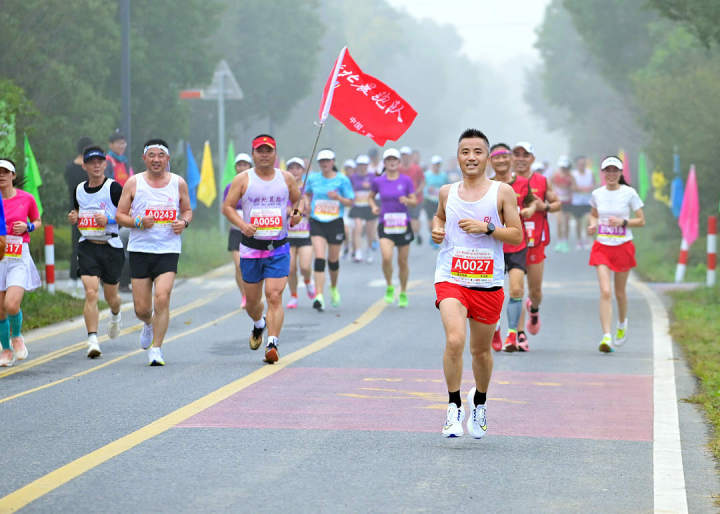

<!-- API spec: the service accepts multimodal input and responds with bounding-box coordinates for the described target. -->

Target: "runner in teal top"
[304,149,355,311]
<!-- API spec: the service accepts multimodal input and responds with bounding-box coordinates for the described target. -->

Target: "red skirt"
[589,240,636,272]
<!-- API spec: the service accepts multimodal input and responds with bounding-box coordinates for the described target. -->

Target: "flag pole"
[299,122,325,196]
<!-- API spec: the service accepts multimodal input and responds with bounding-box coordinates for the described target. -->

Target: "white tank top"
[75,179,122,248]
[435,181,504,288]
[571,169,594,205]
[129,172,182,254]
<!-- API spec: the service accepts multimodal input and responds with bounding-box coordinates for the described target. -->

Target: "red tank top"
[524,172,550,247]
[503,175,530,253]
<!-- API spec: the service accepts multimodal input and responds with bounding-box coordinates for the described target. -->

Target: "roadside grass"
[22,289,107,331]
[633,200,706,283]
[177,225,230,277]
[669,286,720,460]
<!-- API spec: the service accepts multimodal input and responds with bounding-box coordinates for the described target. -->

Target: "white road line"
[631,276,688,514]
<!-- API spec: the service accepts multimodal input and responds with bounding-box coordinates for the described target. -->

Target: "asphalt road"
[0,239,717,513]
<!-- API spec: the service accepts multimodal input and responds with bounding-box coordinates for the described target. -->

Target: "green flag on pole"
[23,133,43,216]
[222,140,236,190]
[637,152,649,201]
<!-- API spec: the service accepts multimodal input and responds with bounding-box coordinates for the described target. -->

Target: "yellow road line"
[0,282,407,512]
[0,288,232,379]
[0,309,242,406]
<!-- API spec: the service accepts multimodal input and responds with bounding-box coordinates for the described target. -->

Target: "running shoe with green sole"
[313,294,325,312]
[614,327,627,347]
[598,336,614,353]
[384,285,395,304]
[330,287,341,307]
[398,291,408,308]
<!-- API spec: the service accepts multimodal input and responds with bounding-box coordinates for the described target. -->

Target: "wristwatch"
[181,218,189,228]
[622,219,628,228]
[485,222,495,236]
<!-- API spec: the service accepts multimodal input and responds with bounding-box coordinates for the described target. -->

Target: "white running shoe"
[0,349,15,367]
[365,253,374,264]
[11,336,28,360]
[614,326,628,347]
[108,313,121,339]
[466,387,488,439]
[306,282,317,300]
[442,403,465,438]
[148,346,165,366]
[139,323,153,350]
[87,339,102,359]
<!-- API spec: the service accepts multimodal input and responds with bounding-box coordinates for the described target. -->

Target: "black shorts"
[567,204,591,218]
[349,206,377,221]
[129,252,179,281]
[78,240,125,284]
[504,248,528,274]
[227,229,243,252]
[288,236,312,247]
[378,223,414,247]
[423,199,439,222]
[407,204,421,220]
[310,218,345,244]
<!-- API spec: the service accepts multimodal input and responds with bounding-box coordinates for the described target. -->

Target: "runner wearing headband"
[588,156,645,352]
[369,148,416,307]
[223,135,303,363]
[488,143,535,352]
[285,157,316,309]
[305,148,354,312]
[67,147,124,358]
[116,139,193,366]
[0,158,41,367]
[224,152,252,309]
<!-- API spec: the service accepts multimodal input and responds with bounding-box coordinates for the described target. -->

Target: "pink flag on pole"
[678,165,699,246]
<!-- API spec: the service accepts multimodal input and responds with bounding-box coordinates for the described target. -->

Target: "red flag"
[319,47,417,146]
[678,165,699,246]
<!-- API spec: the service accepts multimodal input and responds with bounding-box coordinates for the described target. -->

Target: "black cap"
[83,146,106,163]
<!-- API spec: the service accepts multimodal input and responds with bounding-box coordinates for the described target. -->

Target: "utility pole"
[179,60,243,231]
[120,0,131,160]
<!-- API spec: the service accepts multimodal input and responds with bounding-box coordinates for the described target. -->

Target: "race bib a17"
[5,235,23,259]
[524,220,536,247]
[450,247,494,287]
[249,207,283,238]
[383,212,408,235]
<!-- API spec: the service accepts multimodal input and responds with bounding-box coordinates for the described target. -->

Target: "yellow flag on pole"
[197,140,217,207]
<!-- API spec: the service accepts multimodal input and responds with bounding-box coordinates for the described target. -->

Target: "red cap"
[252,136,276,150]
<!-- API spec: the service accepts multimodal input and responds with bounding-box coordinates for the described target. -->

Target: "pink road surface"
[178,368,651,441]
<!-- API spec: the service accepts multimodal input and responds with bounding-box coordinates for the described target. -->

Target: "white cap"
[431,155,442,165]
[556,156,571,168]
[234,152,252,165]
[600,156,623,170]
[383,148,401,160]
[513,141,535,155]
[286,157,305,168]
[317,149,335,161]
[400,146,412,155]
[343,159,356,168]
[531,162,545,172]
[355,154,370,165]
[0,159,16,173]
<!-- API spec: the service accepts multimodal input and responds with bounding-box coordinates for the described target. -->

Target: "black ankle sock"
[87,332,97,337]
[448,390,461,408]
[530,306,539,313]
[474,390,487,406]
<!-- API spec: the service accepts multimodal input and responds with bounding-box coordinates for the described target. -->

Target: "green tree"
[649,0,720,47]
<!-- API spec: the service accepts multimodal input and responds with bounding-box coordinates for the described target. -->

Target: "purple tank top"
[239,168,289,258]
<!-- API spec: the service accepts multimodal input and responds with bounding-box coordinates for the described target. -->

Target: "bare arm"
[116,176,137,228]
[536,179,562,213]
[222,173,255,237]
[431,185,450,244]
[171,177,193,235]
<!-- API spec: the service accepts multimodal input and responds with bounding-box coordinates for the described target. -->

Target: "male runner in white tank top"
[116,139,193,366]
[433,128,522,439]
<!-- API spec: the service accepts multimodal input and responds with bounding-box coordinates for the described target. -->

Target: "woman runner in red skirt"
[587,156,645,353]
